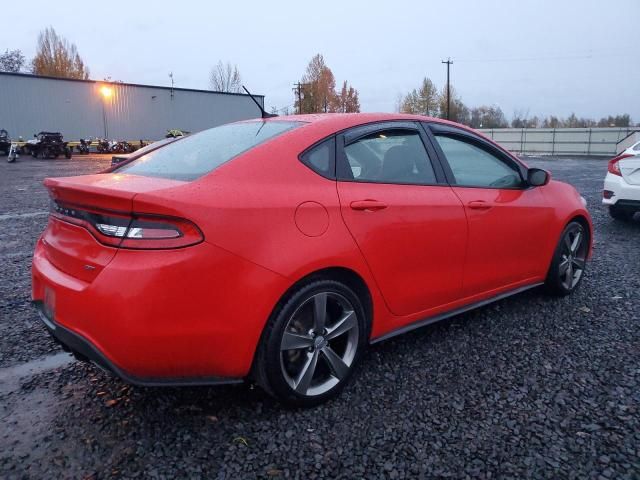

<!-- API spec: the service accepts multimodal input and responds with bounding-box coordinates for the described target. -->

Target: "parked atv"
[96,138,112,153]
[112,140,135,154]
[0,129,10,156]
[166,129,188,138]
[76,137,93,154]
[26,132,72,159]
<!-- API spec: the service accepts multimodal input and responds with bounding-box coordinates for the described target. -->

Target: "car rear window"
[117,120,302,181]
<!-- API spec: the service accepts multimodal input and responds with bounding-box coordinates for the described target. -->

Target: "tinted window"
[118,121,302,181]
[342,130,436,185]
[435,135,522,188]
[300,137,335,178]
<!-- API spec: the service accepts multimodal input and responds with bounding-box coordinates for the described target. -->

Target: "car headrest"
[381,145,415,182]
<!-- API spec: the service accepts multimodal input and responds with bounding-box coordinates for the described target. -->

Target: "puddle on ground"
[0,211,48,221]
[0,352,74,394]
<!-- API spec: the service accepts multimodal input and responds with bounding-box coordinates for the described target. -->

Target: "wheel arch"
[249,265,374,381]
[276,267,373,336]
[567,213,593,256]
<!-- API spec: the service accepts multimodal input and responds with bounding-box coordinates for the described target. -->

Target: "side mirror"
[527,168,551,187]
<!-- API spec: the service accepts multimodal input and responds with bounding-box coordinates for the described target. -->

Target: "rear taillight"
[608,153,633,176]
[50,200,203,249]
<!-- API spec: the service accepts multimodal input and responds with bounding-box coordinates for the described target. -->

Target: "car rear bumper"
[34,301,242,386]
[32,236,290,382]
[603,173,640,206]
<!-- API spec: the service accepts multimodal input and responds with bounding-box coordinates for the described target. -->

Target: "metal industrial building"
[0,72,265,141]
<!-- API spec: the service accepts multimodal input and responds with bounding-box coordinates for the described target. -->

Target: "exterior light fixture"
[100,85,113,98]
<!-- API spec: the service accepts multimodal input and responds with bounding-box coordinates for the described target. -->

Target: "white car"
[603,140,640,221]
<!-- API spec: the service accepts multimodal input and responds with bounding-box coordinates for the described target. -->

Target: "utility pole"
[293,83,303,114]
[169,72,174,99]
[441,58,453,120]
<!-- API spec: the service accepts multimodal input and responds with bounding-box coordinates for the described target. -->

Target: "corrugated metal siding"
[0,73,264,140]
[478,127,639,156]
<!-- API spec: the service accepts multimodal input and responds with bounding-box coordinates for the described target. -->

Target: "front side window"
[434,135,523,188]
[341,130,437,185]
[118,120,302,181]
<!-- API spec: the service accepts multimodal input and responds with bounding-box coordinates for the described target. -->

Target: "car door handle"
[467,200,493,210]
[350,200,388,211]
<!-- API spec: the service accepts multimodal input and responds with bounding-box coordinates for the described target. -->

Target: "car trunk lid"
[620,156,640,185]
[42,174,187,281]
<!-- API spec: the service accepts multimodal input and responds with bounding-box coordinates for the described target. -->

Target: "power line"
[454,50,633,64]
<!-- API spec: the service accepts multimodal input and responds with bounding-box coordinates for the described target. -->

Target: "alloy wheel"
[279,292,359,397]
[558,224,587,290]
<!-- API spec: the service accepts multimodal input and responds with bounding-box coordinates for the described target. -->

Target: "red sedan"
[32,113,592,407]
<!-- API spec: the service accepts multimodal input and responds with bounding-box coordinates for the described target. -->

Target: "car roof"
[247,112,484,140]
[276,112,453,128]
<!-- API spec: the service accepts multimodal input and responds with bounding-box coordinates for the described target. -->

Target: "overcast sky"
[2,0,638,121]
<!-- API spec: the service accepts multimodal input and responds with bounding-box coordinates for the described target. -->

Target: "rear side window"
[340,129,437,185]
[118,121,302,181]
[299,137,335,179]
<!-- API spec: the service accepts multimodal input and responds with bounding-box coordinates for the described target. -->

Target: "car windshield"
[117,120,303,181]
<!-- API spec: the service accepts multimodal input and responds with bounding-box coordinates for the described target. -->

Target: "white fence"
[477,127,639,156]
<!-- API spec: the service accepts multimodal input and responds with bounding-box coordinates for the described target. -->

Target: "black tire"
[609,205,635,222]
[545,221,589,296]
[254,278,368,408]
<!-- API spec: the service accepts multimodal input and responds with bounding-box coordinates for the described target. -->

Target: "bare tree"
[470,105,508,128]
[210,61,242,93]
[31,27,89,79]
[0,49,26,72]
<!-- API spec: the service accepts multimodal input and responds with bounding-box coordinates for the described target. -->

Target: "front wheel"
[254,279,368,407]
[545,221,589,296]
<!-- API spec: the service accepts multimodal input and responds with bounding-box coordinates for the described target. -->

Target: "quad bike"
[96,138,114,153]
[26,132,72,159]
[76,138,93,154]
[111,140,135,154]
[166,129,188,138]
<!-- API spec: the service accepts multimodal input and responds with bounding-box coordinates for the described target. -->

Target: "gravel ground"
[0,154,638,479]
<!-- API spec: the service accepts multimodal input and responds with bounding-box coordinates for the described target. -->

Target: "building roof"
[0,71,264,98]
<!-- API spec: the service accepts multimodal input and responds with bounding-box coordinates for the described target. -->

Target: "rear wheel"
[254,279,368,407]
[609,205,635,221]
[545,221,589,296]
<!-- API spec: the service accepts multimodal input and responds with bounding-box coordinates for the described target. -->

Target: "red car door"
[336,122,467,317]
[427,124,554,298]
